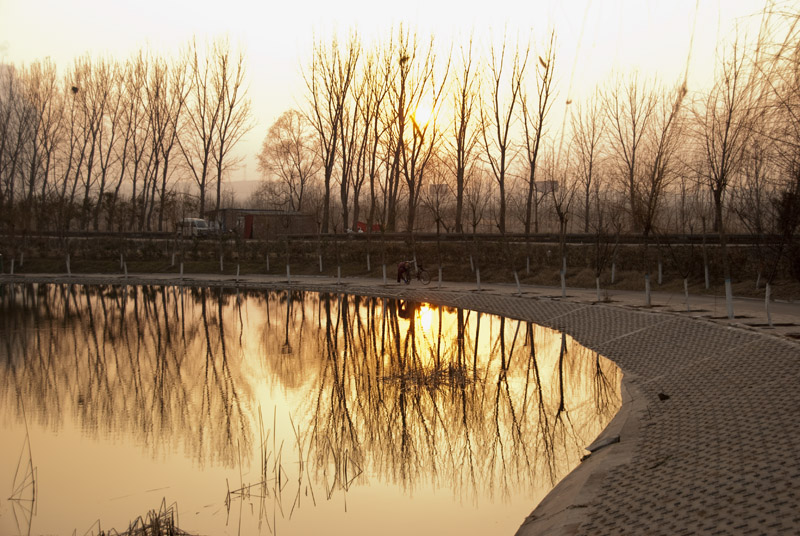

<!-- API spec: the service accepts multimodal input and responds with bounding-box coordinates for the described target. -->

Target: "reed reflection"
[0,284,621,534]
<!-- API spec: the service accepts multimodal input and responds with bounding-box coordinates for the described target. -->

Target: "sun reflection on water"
[417,302,433,331]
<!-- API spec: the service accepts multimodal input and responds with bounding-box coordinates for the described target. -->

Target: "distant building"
[206,209,317,238]
[356,221,382,233]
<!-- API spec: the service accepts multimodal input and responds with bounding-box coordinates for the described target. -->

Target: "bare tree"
[692,35,761,317]
[0,64,36,230]
[71,56,116,231]
[122,52,154,230]
[103,57,142,231]
[571,90,605,233]
[465,165,491,233]
[19,59,64,231]
[399,35,449,233]
[343,46,395,233]
[603,73,658,235]
[209,38,252,216]
[541,141,580,296]
[382,29,411,232]
[55,57,106,231]
[419,156,451,234]
[605,74,686,304]
[0,43,231,234]
[379,27,449,233]
[304,33,360,233]
[359,47,393,234]
[480,36,528,234]
[89,59,124,231]
[156,58,189,231]
[754,5,800,319]
[257,109,319,211]
[0,65,17,221]
[337,62,363,231]
[177,39,221,219]
[520,31,556,235]
[732,138,774,237]
[448,37,481,234]
[731,136,777,289]
[590,192,622,302]
[134,53,190,231]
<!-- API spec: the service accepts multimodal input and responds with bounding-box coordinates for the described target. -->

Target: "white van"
[178,218,210,237]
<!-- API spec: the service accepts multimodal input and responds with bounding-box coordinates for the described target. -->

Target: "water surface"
[0,284,621,535]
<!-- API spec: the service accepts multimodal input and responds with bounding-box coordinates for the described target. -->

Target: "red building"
[355,221,382,233]
[206,209,317,239]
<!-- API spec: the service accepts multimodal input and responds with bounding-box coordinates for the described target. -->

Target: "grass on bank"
[2,234,798,301]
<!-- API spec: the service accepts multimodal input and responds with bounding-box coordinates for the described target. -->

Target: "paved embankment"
[3,272,799,535]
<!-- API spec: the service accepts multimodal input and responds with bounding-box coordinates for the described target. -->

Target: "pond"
[0,284,621,536]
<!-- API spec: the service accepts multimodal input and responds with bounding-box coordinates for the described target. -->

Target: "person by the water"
[397,260,413,284]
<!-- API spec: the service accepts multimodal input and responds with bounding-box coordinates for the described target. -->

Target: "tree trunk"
[715,196,734,319]
[497,179,506,233]
[584,184,591,233]
[455,167,464,233]
[322,174,331,233]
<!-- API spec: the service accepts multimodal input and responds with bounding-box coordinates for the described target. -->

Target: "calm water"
[0,284,621,536]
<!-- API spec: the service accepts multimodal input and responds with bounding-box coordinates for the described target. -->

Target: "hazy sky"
[0,0,770,185]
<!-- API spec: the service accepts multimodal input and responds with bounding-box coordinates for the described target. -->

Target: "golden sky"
[0,0,769,185]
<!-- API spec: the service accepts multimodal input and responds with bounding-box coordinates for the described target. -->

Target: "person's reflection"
[397,300,416,319]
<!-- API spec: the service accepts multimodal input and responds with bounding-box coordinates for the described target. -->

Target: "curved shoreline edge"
[3,273,799,535]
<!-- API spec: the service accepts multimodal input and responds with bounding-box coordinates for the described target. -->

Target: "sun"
[412,102,433,127]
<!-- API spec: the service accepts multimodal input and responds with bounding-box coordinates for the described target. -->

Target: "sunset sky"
[0,0,770,186]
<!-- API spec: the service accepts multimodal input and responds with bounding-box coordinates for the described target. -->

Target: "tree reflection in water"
[0,283,621,535]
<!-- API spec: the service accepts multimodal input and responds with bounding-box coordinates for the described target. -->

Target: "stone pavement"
[3,272,799,535]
